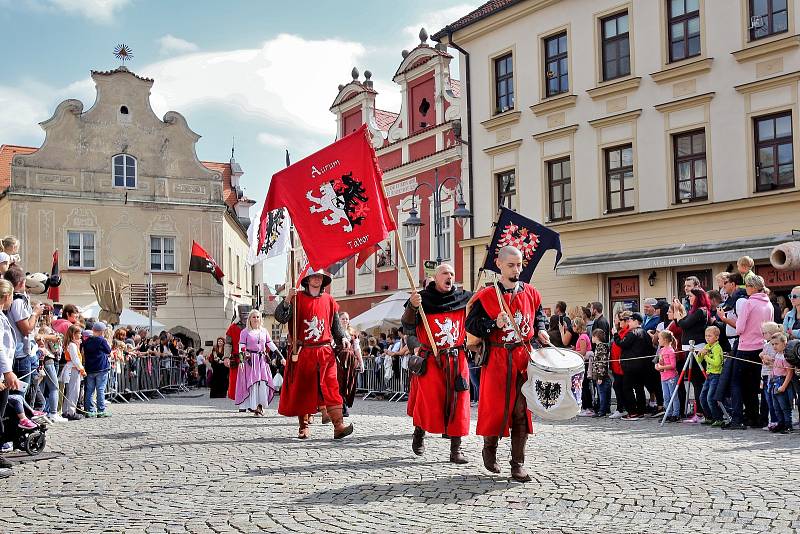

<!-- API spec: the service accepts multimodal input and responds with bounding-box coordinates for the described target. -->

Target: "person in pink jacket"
[724,275,774,430]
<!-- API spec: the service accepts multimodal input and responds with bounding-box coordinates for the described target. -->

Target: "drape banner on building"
[262,124,396,270]
[189,241,224,285]
[482,207,563,282]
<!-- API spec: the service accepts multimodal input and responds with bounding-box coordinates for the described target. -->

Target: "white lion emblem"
[434,317,460,347]
[501,311,531,342]
[304,316,325,342]
[306,182,353,233]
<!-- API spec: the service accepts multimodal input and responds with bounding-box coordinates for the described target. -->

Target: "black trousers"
[622,362,648,415]
[581,363,593,409]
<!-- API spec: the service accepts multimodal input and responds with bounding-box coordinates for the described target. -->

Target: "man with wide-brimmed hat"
[274,269,353,439]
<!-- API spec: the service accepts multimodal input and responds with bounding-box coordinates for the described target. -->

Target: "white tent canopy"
[348,291,409,333]
[80,302,166,332]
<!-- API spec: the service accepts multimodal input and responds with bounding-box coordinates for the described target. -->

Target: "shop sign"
[610,276,639,298]
[756,265,800,288]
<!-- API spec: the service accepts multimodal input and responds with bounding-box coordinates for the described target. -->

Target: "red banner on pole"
[262,125,396,270]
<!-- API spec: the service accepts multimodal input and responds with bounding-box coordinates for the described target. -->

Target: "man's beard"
[509,276,519,283]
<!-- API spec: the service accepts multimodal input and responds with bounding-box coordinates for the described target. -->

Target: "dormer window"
[120,106,129,114]
[418,98,431,128]
[113,154,137,188]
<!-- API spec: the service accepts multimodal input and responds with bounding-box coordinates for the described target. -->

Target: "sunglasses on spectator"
[791,294,800,299]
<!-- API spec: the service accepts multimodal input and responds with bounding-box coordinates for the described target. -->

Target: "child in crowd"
[737,256,755,286]
[696,326,725,426]
[655,330,680,422]
[60,324,86,421]
[759,322,784,430]
[591,329,611,417]
[767,333,795,434]
[1,235,20,266]
[574,318,594,417]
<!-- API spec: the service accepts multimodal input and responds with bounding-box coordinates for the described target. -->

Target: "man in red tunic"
[466,246,549,482]
[274,269,353,440]
[402,263,472,464]
[225,305,250,408]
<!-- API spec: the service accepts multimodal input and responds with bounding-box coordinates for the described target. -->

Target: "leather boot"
[481,436,500,473]
[297,415,309,439]
[449,436,468,464]
[320,406,331,424]
[510,426,531,482]
[328,405,354,439]
[411,426,425,456]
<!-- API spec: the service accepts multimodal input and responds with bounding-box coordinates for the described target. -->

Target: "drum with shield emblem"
[521,347,584,421]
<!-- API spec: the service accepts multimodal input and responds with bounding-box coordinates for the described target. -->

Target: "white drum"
[521,347,585,421]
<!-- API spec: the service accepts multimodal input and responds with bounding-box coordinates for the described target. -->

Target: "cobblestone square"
[4,393,799,533]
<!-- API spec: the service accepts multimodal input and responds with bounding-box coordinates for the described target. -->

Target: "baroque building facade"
[436,0,800,312]
[0,66,255,345]
[324,32,467,318]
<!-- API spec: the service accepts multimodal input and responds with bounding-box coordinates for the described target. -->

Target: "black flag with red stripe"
[189,241,224,285]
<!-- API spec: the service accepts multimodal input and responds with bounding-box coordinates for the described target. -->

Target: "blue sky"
[0,0,475,283]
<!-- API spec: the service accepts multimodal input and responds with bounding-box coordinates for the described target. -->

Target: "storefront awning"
[556,233,800,276]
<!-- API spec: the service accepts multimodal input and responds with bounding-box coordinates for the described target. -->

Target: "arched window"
[113,154,137,188]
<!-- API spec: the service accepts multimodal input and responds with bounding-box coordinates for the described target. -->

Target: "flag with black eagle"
[189,241,224,285]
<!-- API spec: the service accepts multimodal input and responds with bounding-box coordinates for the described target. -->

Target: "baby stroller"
[2,379,47,456]
[1,407,47,456]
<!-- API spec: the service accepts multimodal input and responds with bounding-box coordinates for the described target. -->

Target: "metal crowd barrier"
[105,354,188,403]
[360,355,410,402]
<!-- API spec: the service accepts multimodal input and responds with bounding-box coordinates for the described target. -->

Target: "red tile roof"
[0,145,37,190]
[431,0,523,40]
[200,161,239,209]
[450,79,462,98]
[374,109,398,131]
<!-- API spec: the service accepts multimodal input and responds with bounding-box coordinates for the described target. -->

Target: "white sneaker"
[48,414,68,423]
[608,410,627,419]
[1,442,12,453]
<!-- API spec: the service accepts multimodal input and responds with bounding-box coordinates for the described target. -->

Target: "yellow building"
[436,0,800,310]
[0,66,255,346]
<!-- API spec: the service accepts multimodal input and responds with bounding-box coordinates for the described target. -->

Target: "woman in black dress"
[208,337,229,398]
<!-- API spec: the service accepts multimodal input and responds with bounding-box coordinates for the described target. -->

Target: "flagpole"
[380,182,438,353]
[283,149,300,363]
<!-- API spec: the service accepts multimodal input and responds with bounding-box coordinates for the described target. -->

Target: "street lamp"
[402,168,472,264]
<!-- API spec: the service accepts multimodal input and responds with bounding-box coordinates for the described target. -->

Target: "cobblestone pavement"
[4,392,800,533]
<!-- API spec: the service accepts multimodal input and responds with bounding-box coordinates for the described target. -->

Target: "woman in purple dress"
[236,310,277,416]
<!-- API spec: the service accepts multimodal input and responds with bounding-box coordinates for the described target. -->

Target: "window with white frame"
[68,231,95,269]
[113,154,137,188]
[150,236,175,272]
[331,260,346,279]
[437,211,452,261]
[358,256,373,275]
[403,223,418,267]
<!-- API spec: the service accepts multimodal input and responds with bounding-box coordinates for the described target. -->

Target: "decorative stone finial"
[364,70,372,81]
[338,84,344,91]
[419,28,428,43]
[401,49,409,59]
[351,67,359,80]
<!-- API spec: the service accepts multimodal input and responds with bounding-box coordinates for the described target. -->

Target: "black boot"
[412,426,425,456]
[342,405,349,417]
[481,436,500,473]
[449,437,468,464]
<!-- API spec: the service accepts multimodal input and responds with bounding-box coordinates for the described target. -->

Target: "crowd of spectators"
[0,234,199,479]
[555,256,799,434]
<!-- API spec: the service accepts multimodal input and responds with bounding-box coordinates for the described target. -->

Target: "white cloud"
[402,4,479,49]
[45,0,129,24]
[140,34,365,136]
[256,132,288,148]
[158,34,199,56]
[0,86,50,143]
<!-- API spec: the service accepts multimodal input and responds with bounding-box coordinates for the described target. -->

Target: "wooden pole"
[289,225,299,362]
[382,183,438,352]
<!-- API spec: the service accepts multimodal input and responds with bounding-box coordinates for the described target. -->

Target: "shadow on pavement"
[248,455,445,477]
[293,474,501,505]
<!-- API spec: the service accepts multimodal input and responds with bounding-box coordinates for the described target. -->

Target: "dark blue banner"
[482,207,563,282]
